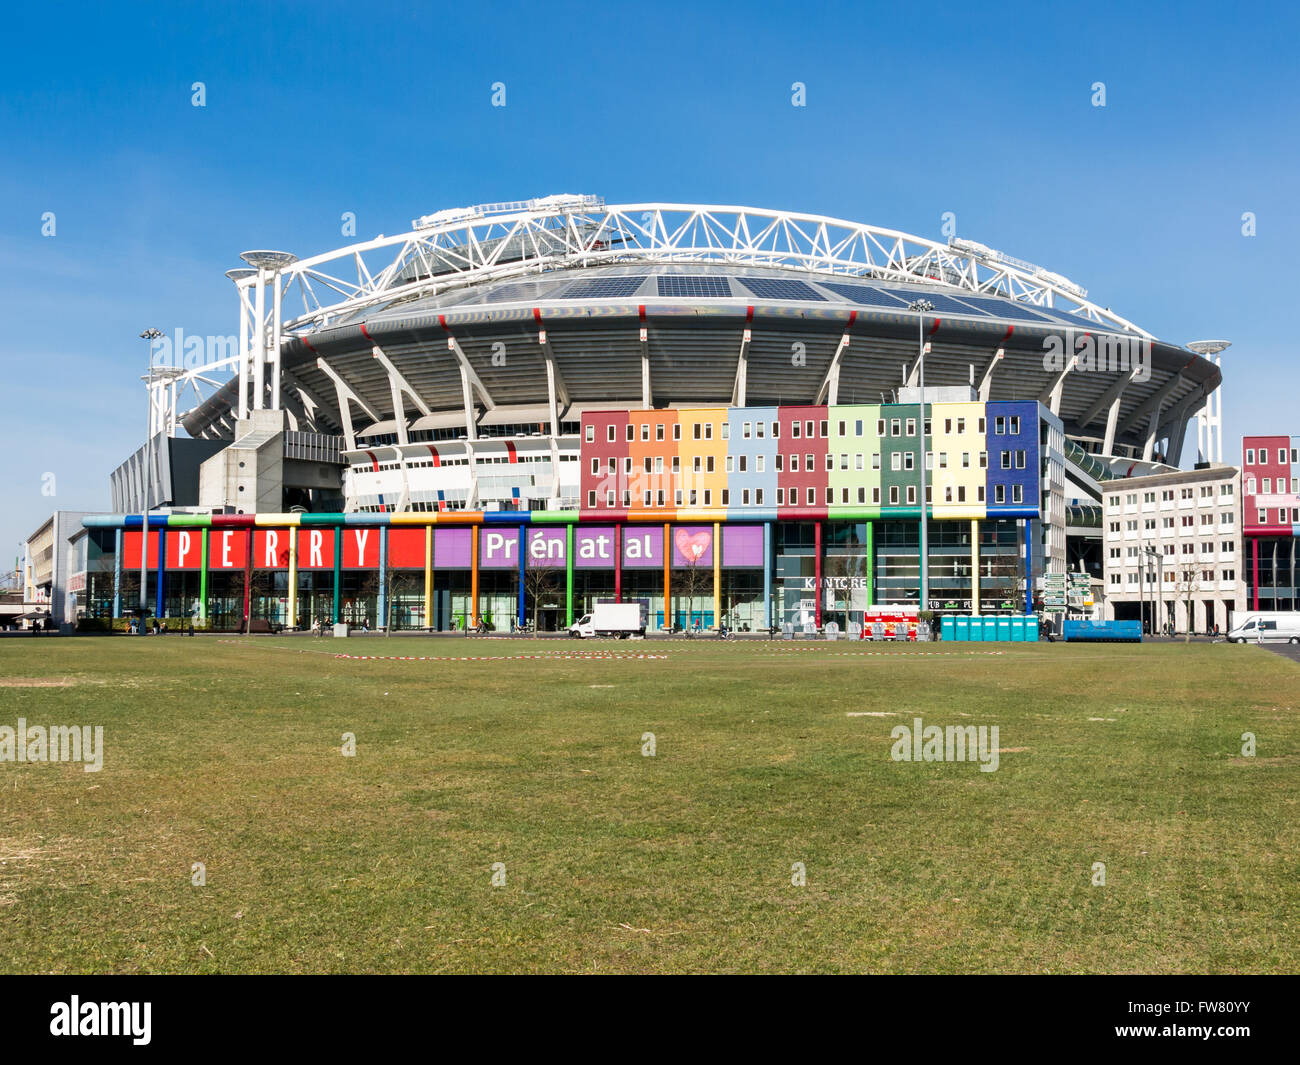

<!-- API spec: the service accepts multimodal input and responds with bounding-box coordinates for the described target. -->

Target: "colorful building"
[80,398,1057,632]
[1242,435,1300,609]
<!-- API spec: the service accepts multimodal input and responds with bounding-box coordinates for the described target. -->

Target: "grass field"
[0,634,1297,974]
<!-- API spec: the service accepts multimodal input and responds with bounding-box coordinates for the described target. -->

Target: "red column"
[614,525,622,602]
[1251,536,1259,610]
[242,526,253,630]
[814,520,823,628]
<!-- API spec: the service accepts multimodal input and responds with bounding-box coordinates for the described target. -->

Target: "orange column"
[471,525,480,627]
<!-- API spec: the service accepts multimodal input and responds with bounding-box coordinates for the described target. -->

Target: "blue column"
[377,526,388,629]
[763,521,773,629]
[112,528,122,618]
[155,526,166,617]
[517,524,527,629]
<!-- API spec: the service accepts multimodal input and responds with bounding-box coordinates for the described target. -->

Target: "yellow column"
[287,527,298,627]
[471,525,480,627]
[713,521,721,630]
[423,524,433,631]
[970,519,980,616]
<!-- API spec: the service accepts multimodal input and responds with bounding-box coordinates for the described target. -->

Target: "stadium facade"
[76,196,1229,631]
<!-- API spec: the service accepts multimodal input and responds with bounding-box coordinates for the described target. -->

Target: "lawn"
[0,635,1296,974]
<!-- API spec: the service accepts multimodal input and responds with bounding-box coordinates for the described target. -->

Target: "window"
[756,456,766,473]
[792,454,801,472]
[1263,477,1272,493]
[906,418,916,436]
[994,417,1005,434]
[877,419,886,436]
[725,456,734,474]
[674,424,682,440]
[855,420,863,436]
[1012,484,1023,503]
[938,452,948,469]
[590,458,599,475]
[642,424,650,441]
[738,456,747,473]
[1015,450,1026,469]
[890,486,900,504]
[891,419,901,437]
[1009,416,1020,434]
[906,485,916,504]
[586,425,595,442]
[838,421,847,436]
[995,484,1005,504]
[693,423,701,440]
[756,422,765,439]
[656,490,665,506]
[903,453,914,471]
[1001,451,1011,469]
[756,488,765,505]
[806,421,815,438]
[806,453,815,470]
[807,487,815,505]
[688,489,698,506]
[825,453,834,472]
[705,490,713,506]
[820,420,828,437]
[979,451,988,469]
[608,458,616,474]
[656,424,664,441]
[654,456,663,473]
[858,487,866,503]
[772,422,780,438]
[840,453,849,470]
[777,488,785,505]
[977,417,985,433]
[944,418,953,434]
[742,422,751,439]
[775,454,783,472]
[872,487,880,503]
[672,457,680,474]
[606,490,615,507]
[1282,448,1289,464]
[872,453,881,470]
[742,489,750,506]
[891,453,901,472]
[706,457,716,473]
[1222,569,1235,581]
[962,453,970,468]
[587,491,596,507]
[792,421,801,439]
[855,454,864,470]
[1246,448,1255,464]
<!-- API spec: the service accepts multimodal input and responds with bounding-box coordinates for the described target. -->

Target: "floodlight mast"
[909,299,935,618]
[1187,340,1230,464]
[139,328,164,616]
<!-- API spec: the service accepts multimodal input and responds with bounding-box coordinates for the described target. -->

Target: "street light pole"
[909,300,934,615]
[139,329,163,619]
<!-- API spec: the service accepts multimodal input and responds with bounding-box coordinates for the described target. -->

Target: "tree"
[675,557,711,631]
[524,566,561,631]
[1175,562,1201,643]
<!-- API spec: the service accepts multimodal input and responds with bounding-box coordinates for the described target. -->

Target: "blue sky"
[2,0,1297,561]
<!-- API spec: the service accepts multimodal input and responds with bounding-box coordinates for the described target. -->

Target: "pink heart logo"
[674,528,711,562]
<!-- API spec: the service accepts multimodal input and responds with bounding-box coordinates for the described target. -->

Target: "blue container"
[982,618,998,641]
[1061,619,1140,642]
[967,617,982,642]
[1025,615,1039,641]
[941,616,956,641]
[1009,616,1025,642]
[996,617,1012,641]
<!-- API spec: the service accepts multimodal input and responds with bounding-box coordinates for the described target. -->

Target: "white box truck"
[1226,611,1300,644]
[568,602,645,639]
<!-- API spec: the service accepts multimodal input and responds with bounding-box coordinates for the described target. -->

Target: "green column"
[565,523,574,626]
[199,528,209,622]
[332,525,342,624]
[865,520,874,607]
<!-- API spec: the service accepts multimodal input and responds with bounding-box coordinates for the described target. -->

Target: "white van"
[568,602,645,639]
[1226,612,1300,644]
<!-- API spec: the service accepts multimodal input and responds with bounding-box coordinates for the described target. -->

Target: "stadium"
[83,196,1225,632]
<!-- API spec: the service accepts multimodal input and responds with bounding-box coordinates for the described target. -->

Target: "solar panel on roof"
[482,282,553,303]
[819,282,910,309]
[954,296,1054,323]
[878,288,989,316]
[1037,306,1120,332]
[560,276,647,299]
[736,277,826,301]
[656,276,732,298]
